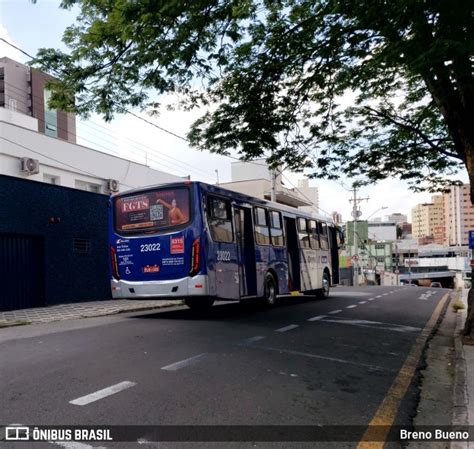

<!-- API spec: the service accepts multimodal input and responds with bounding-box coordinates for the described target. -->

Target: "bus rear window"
[114,188,190,233]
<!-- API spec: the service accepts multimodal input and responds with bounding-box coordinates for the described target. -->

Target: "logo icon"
[5,426,29,441]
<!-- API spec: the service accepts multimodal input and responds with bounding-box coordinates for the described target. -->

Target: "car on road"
[430,282,442,288]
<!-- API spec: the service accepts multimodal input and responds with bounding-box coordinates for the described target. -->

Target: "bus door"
[234,206,257,296]
[329,226,340,284]
[284,217,301,291]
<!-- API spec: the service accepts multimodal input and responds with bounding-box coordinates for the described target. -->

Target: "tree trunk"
[463,164,474,337]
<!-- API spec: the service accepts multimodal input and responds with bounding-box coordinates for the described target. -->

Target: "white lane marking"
[321,317,421,333]
[307,315,326,322]
[249,344,393,372]
[69,381,136,406]
[161,353,207,371]
[333,291,371,297]
[51,442,106,449]
[243,336,266,344]
[376,295,383,298]
[276,324,299,332]
[358,301,367,304]
[389,291,394,293]
[346,305,357,309]
[382,293,389,296]
[329,309,342,314]
[368,298,375,301]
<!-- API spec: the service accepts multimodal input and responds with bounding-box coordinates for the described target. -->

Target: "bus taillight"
[110,246,120,280]
[189,237,201,277]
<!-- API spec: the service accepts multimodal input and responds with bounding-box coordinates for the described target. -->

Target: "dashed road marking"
[307,315,325,322]
[346,305,357,309]
[243,336,266,344]
[358,301,367,304]
[368,298,375,301]
[69,381,136,406]
[376,295,383,298]
[161,354,207,371]
[276,324,299,332]
[328,309,342,314]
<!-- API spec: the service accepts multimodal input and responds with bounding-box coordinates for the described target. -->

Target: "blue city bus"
[109,181,341,310]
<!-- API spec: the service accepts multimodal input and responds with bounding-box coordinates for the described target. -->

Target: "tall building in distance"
[411,195,445,244]
[0,56,76,143]
[297,178,320,215]
[331,211,343,225]
[385,213,407,224]
[444,184,474,246]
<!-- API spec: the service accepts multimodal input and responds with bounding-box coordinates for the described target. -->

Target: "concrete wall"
[0,57,30,116]
[368,222,397,241]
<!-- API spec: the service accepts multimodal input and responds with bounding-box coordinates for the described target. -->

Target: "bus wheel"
[185,297,214,311]
[263,273,277,307]
[317,272,330,299]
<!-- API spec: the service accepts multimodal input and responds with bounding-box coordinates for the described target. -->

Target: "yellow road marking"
[356,293,449,448]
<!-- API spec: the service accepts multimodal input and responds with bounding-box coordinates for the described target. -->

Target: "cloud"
[0,24,26,62]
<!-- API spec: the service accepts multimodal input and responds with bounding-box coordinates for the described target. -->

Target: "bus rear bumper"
[110,275,209,299]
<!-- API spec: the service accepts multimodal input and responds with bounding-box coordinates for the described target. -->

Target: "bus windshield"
[114,187,191,234]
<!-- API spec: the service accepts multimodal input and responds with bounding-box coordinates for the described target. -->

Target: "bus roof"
[112,181,334,224]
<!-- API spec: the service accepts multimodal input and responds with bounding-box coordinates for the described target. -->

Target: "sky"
[0,0,468,222]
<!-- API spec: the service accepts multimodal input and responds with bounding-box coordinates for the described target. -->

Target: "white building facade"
[0,116,183,194]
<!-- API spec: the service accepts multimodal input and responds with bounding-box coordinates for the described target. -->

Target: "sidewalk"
[0,299,182,327]
[408,289,472,449]
[453,289,473,449]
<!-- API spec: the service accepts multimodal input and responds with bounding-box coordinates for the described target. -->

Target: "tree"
[33,0,474,335]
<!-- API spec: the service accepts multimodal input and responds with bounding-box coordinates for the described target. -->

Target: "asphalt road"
[0,286,450,449]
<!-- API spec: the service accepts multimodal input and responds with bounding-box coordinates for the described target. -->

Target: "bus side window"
[270,211,284,246]
[319,222,329,250]
[309,220,320,249]
[254,207,270,245]
[297,218,311,249]
[207,196,234,243]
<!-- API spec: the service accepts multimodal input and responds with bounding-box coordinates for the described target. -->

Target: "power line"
[1,80,217,181]
[0,135,137,190]
[281,173,332,218]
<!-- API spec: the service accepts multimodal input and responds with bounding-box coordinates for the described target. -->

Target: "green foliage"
[32,0,473,190]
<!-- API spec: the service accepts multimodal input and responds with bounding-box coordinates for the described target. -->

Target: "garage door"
[0,234,45,311]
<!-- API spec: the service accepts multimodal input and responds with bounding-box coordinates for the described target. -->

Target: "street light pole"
[352,187,359,287]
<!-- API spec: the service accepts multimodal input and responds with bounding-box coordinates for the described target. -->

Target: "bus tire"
[262,272,277,307]
[185,297,214,311]
[317,271,330,299]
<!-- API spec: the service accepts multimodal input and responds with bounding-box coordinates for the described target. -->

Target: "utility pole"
[270,169,276,202]
[349,186,369,287]
[215,169,219,185]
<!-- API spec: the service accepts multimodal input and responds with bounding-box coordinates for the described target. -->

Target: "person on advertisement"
[156,197,186,225]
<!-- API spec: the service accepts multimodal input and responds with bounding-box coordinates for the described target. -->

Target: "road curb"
[451,290,469,449]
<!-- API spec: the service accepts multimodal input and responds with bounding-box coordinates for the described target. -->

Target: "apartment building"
[411,195,445,244]
[0,56,76,143]
[385,213,407,224]
[444,184,474,246]
[219,160,315,209]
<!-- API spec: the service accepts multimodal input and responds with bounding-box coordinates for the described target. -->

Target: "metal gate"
[0,234,45,311]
